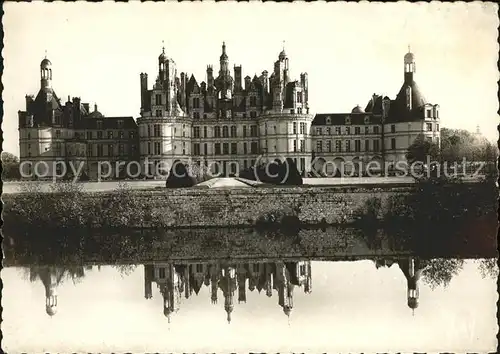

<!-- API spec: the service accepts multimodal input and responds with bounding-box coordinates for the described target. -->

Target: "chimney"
[244,76,251,91]
[234,65,242,91]
[94,104,98,112]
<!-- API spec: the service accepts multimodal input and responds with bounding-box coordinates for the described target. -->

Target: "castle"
[18,43,440,179]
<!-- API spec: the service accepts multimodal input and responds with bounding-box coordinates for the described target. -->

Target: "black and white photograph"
[1,2,498,353]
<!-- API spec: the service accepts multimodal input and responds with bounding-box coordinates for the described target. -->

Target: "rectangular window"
[118,131,124,139]
[193,97,200,108]
[293,122,297,134]
[355,127,360,135]
[355,140,361,152]
[215,143,221,155]
[335,127,341,135]
[297,92,303,103]
[316,127,322,135]
[193,127,200,138]
[317,140,323,153]
[426,109,432,118]
[194,143,200,155]
[147,142,151,155]
[97,131,103,139]
[300,139,305,152]
[155,94,162,105]
[243,142,248,154]
[345,140,351,152]
[231,126,237,137]
[391,138,396,150]
[391,124,396,133]
[119,144,124,155]
[250,125,258,137]
[335,140,341,152]
[373,140,380,152]
[97,144,103,157]
[231,143,237,155]
[250,96,257,106]
[426,123,432,132]
[251,142,258,154]
[345,127,350,135]
[293,140,297,152]
[365,140,370,152]
[326,127,331,135]
[300,122,305,134]
[299,158,305,173]
[223,126,229,138]
[215,127,221,138]
[55,130,61,138]
[97,121,103,130]
[108,144,114,156]
[373,126,379,134]
[243,126,247,138]
[204,143,208,155]
[108,131,113,139]
[204,126,208,138]
[154,142,161,155]
[154,124,160,137]
[159,267,165,279]
[86,131,92,140]
[250,111,257,118]
[327,140,332,153]
[365,126,369,135]
[129,131,135,139]
[156,110,162,117]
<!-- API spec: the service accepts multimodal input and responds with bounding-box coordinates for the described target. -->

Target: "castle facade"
[18,43,440,179]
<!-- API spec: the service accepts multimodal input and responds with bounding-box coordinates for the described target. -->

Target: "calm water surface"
[2,258,498,353]
[2,226,498,353]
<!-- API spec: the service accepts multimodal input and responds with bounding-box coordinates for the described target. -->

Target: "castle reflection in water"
[31,257,422,321]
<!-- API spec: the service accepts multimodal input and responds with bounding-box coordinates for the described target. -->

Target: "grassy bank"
[2,180,497,232]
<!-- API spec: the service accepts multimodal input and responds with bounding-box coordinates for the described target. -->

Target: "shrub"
[165,160,196,188]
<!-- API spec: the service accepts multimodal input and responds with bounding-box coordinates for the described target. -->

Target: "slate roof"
[81,116,137,129]
[312,113,382,126]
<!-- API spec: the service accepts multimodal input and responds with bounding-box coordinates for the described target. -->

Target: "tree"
[406,134,440,164]
[1,152,21,180]
[420,259,464,289]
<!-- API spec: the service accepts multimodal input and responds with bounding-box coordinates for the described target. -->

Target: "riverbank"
[2,181,497,230]
[2,176,418,194]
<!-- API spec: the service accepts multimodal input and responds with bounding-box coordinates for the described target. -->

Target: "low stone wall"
[79,185,414,228]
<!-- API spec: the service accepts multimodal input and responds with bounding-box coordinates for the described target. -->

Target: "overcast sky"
[2,2,498,155]
[2,260,497,352]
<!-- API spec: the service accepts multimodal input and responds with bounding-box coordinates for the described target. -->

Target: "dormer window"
[364,116,370,124]
[325,116,331,125]
[345,116,351,125]
[97,121,103,130]
[117,120,124,129]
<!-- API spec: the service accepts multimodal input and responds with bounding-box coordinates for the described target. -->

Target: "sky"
[2,2,499,156]
[2,260,497,352]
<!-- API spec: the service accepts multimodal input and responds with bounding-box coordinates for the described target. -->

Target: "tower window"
[391,138,396,150]
[155,94,162,105]
[391,125,396,133]
[426,123,432,132]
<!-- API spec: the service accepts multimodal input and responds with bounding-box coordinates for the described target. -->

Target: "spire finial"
[283,40,285,51]
[222,41,226,53]
[408,44,411,53]
[162,40,165,53]
[44,49,47,59]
